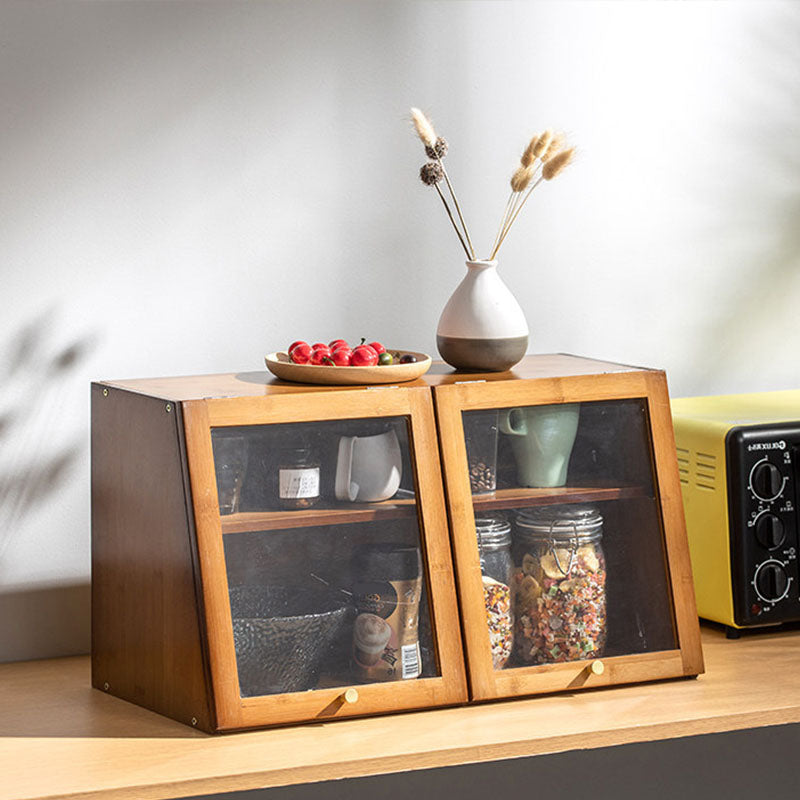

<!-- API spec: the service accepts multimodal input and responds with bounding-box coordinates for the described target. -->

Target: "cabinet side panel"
[91,385,213,730]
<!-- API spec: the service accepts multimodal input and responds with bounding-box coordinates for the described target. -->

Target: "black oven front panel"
[727,424,800,627]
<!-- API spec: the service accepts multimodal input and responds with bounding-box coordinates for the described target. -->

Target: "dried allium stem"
[410,107,437,149]
[438,158,475,259]
[420,161,444,185]
[435,183,471,258]
[410,106,474,258]
[542,147,575,180]
[425,136,449,159]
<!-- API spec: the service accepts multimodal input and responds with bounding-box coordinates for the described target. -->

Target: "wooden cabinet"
[92,380,466,732]
[91,355,702,732]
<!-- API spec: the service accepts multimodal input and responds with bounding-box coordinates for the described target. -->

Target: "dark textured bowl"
[229,585,350,697]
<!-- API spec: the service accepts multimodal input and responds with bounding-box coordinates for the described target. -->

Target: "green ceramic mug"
[499,403,580,487]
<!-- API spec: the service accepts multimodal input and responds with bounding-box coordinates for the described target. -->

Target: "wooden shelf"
[2,625,799,800]
[219,488,646,534]
[220,498,417,533]
[472,484,648,512]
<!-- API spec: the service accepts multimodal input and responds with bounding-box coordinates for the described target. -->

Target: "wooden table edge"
[4,628,800,800]
[17,704,800,800]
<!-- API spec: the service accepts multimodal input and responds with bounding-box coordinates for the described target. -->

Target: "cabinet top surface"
[1,626,799,800]
[96,353,653,402]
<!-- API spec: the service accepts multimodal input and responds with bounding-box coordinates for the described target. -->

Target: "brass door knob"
[590,660,605,676]
[343,688,359,704]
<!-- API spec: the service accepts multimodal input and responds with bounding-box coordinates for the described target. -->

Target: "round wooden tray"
[265,351,432,385]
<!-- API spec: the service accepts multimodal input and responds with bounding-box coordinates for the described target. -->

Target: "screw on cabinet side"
[103,682,109,691]
[102,388,108,397]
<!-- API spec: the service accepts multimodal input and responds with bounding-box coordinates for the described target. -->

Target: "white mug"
[335,429,402,503]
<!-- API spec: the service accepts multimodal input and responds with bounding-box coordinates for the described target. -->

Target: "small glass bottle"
[475,516,514,669]
[512,504,606,665]
[276,444,321,509]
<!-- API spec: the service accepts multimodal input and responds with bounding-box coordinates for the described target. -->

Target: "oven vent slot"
[694,451,717,492]
[677,446,690,486]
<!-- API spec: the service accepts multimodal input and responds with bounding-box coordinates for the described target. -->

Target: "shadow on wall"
[0,312,97,660]
[0,312,94,558]
[691,6,800,388]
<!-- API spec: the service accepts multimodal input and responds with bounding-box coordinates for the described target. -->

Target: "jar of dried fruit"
[512,505,606,665]
[475,516,514,669]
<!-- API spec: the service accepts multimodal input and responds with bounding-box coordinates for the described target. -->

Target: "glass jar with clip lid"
[474,515,514,669]
[512,504,606,665]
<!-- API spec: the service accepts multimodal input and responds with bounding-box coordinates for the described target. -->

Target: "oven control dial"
[754,513,786,550]
[750,461,784,501]
[754,561,789,603]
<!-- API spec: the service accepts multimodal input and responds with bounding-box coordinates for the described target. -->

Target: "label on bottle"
[279,467,320,499]
[401,642,421,679]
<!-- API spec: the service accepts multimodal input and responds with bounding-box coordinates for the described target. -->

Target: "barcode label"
[401,642,421,679]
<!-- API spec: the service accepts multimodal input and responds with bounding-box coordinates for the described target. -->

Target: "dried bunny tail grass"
[532,129,553,159]
[542,147,575,180]
[520,134,540,167]
[510,165,536,192]
[543,132,566,161]
[410,107,437,149]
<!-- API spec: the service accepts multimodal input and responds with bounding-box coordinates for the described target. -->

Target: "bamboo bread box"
[91,354,703,732]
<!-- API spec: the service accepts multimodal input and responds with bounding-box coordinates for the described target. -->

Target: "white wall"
[2,0,799,660]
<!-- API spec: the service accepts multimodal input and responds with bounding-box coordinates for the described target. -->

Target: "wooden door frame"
[433,370,704,701]
[182,386,467,730]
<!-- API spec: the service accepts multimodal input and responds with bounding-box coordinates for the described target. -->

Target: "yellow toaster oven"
[671,390,800,636]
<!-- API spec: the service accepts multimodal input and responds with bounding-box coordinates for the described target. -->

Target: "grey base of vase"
[436,334,528,372]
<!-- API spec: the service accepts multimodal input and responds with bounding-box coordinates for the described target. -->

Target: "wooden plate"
[265,351,432,385]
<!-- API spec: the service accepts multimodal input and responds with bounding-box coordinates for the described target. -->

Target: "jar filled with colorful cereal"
[512,505,606,665]
[475,516,514,669]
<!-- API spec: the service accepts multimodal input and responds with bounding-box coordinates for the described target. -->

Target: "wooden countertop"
[2,625,799,800]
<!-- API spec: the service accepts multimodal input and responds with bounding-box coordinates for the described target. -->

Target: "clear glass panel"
[463,399,677,670]
[211,416,439,697]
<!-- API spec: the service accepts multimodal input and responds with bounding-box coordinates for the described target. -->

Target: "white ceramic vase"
[436,260,529,372]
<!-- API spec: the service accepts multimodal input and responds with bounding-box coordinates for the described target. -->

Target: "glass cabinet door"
[436,373,701,700]
[212,416,437,697]
[184,387,465,728]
